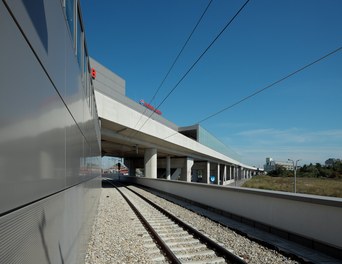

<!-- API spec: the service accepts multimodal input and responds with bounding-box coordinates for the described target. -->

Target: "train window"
[86,66,89,105]
[90,92,93,116]
[89,79,92,107]
[84,61,88,98]
[84,49,88,78]
[83,48,87,87]
[93,96,95,118]
[65,0,74,42]
[82,51,85,76]
[76,10,83,68]
[89,78,93,102]
[89,82,92,109]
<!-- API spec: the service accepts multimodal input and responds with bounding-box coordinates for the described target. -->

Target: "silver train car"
[0,0,101,263]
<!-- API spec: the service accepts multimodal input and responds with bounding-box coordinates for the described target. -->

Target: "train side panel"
[0,0,101,263]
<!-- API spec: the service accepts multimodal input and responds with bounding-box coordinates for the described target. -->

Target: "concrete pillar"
[216,163,220,185]
[179,157,194,182]
[205,161,210,184]
[144,148,157,178]
[185,157,194,182]
[166,156,171,180]
[235,167,238,180]
[223,165,227,184]
[124,159,136,177]
[129,163,136,176]
[228,166,232,180]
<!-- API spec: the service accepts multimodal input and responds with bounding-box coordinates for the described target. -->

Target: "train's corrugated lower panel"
[0,1,102,263]
[0,178,101,264]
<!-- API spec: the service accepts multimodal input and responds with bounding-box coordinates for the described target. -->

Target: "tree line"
[268,160,342,179]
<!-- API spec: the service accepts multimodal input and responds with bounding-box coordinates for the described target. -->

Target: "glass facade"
[198,126,242,163]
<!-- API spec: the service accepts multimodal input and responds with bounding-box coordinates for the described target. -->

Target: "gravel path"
[85,185,166,264]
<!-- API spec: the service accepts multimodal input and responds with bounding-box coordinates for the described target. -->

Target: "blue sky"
[81,0,342,167]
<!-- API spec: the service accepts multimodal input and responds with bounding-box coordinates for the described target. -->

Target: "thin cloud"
[215,121,256,129]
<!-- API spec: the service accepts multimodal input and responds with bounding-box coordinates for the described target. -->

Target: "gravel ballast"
[85,185,165,264]
[85,182,299,263]
[128,185,299,264]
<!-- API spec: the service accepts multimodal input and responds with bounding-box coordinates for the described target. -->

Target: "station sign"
[139,99,162,115]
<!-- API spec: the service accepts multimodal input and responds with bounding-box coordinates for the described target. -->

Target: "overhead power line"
[197,45,342,124]
[131,0,214,132]
[136,0,251,134]
[163,45,342,140]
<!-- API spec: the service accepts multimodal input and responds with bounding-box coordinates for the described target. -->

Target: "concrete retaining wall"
[120,176,342,254]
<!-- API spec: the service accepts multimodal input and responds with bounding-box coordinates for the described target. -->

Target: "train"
[0,0,101,263]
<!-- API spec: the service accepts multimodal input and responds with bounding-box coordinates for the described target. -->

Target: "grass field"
[242,175,342,198]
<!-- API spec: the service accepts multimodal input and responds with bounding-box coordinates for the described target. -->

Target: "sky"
[80,0,342,168]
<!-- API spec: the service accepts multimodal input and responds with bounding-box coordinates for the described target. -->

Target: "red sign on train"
[91,68,96,79]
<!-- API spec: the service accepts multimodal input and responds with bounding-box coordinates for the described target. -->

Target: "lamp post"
[288,159,301,193]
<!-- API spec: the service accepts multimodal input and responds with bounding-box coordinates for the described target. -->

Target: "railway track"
[107,180,246,264]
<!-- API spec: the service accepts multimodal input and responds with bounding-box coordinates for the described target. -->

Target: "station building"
[264,157,294,172]
[90,58,260,184]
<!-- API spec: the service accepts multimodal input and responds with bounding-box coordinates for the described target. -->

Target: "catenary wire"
[197,45,342,123]
[134,0,251,135]
[131,0,214,134]
[163,45,342,140]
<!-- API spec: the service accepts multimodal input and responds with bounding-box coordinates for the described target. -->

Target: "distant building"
[103,162,128,174]
[325,158,341,166]
[264,157,294,172]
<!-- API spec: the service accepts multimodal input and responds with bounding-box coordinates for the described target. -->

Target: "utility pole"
[288,159,301,193]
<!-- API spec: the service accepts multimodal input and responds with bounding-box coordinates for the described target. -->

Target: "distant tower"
[266,157,273,165]
[264,157,275,172]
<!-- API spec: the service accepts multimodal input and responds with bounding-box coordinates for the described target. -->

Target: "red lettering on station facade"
[139,99,162,115]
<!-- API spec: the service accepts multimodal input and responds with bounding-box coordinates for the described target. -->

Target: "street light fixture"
[288,159,301,193]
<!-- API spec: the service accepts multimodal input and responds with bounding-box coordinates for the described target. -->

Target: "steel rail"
[106,180,181,263]
[117,181,247,264]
